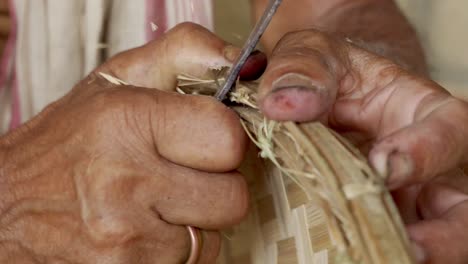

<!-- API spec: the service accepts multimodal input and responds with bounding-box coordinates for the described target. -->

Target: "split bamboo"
[177,74,414,264]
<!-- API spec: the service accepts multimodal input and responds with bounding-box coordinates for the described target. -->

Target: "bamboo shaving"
[176,87,186,94]
[98,72,128,85]
[241,118,276,160]
[342,183,382,199]
[150,22,158,32]
[230,86,258,109]
[177,74,414,264]
[240,118,313,193]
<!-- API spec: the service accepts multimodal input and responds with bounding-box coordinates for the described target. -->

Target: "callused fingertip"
[260,73,329,122]
[369,150,390,179]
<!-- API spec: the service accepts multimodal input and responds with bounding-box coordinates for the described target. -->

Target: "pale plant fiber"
[177,73,414,264]
[98,71,414,263]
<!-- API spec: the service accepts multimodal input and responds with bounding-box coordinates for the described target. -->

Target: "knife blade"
[214,0,282,101]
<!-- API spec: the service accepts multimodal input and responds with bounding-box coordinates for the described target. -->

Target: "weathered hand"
[256,29,468,263]
[0,23,266,263]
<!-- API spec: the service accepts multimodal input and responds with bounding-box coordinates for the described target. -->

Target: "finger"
[79,195,192,263]
[407,170,468,263]
[79,80,247,173]
[151,90,248,172]
[258,29,468,188]
[197,231,221,264]
[391,185,423,224]
[239,50,268,81]
[98,22,267,90]
[142,225,221,264]
[146,160,249,229]
[368,96,468,189]
[258,30,347,122]
[407,202,468,264]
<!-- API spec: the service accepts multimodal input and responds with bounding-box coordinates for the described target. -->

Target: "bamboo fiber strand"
[177,74,414,264]
[98,72,414,264]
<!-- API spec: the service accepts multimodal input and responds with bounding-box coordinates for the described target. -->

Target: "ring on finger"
[186,226,203,264]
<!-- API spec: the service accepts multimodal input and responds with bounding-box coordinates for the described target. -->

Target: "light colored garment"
[0,0,213,134]
[2,0,468,133]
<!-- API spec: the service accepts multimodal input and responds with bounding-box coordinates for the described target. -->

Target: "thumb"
[257,30,347,123]
[98,22,266,91]
[151,90,248,172]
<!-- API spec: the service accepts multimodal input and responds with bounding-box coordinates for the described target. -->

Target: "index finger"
[97,22,267,91]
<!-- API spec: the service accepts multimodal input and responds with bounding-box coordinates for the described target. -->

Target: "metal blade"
[214,0,282,101]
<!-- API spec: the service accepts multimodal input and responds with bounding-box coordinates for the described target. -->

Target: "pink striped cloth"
[146,0,213,40]
[0,0,213,133]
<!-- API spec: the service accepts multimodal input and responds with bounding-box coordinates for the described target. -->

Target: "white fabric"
[14,0,108,121]
[1,0,214,134]
[166,0,213,31]
[107,0,147,57]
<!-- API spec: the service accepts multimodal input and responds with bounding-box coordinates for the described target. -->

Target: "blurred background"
[0,1,8,54]
[215,0,468,100]
[0,0,466,99]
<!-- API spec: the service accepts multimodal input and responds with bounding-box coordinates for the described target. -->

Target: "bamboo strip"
[177,74,414,264]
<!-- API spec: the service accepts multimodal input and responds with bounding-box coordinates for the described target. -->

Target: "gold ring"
[186,226,203,264]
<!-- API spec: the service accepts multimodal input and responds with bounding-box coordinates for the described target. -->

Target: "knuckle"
[84,87,157,143]
[167,22,207,39]
[88,87,147,122]
[85,216,138,247]
[88,88,125,113]
[87,90,127,126]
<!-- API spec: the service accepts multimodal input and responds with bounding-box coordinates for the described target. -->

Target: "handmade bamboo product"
[99,71,415,264]
[177,74,415,264]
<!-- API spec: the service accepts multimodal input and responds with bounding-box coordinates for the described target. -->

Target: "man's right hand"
[0,23,264,263]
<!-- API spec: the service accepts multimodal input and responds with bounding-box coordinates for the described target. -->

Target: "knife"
[214,0,283,101]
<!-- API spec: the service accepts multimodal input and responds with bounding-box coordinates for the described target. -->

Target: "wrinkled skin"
[1,17,468,264]
[0,23,262,263]
[256,30,468,263]
[252,0,468,262]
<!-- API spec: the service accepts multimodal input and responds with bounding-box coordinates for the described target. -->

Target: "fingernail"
[411,241,427,263]
[271,73,319,94]
[262,73,328,122]
[223,45,241,62]
[387,152,414,190]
